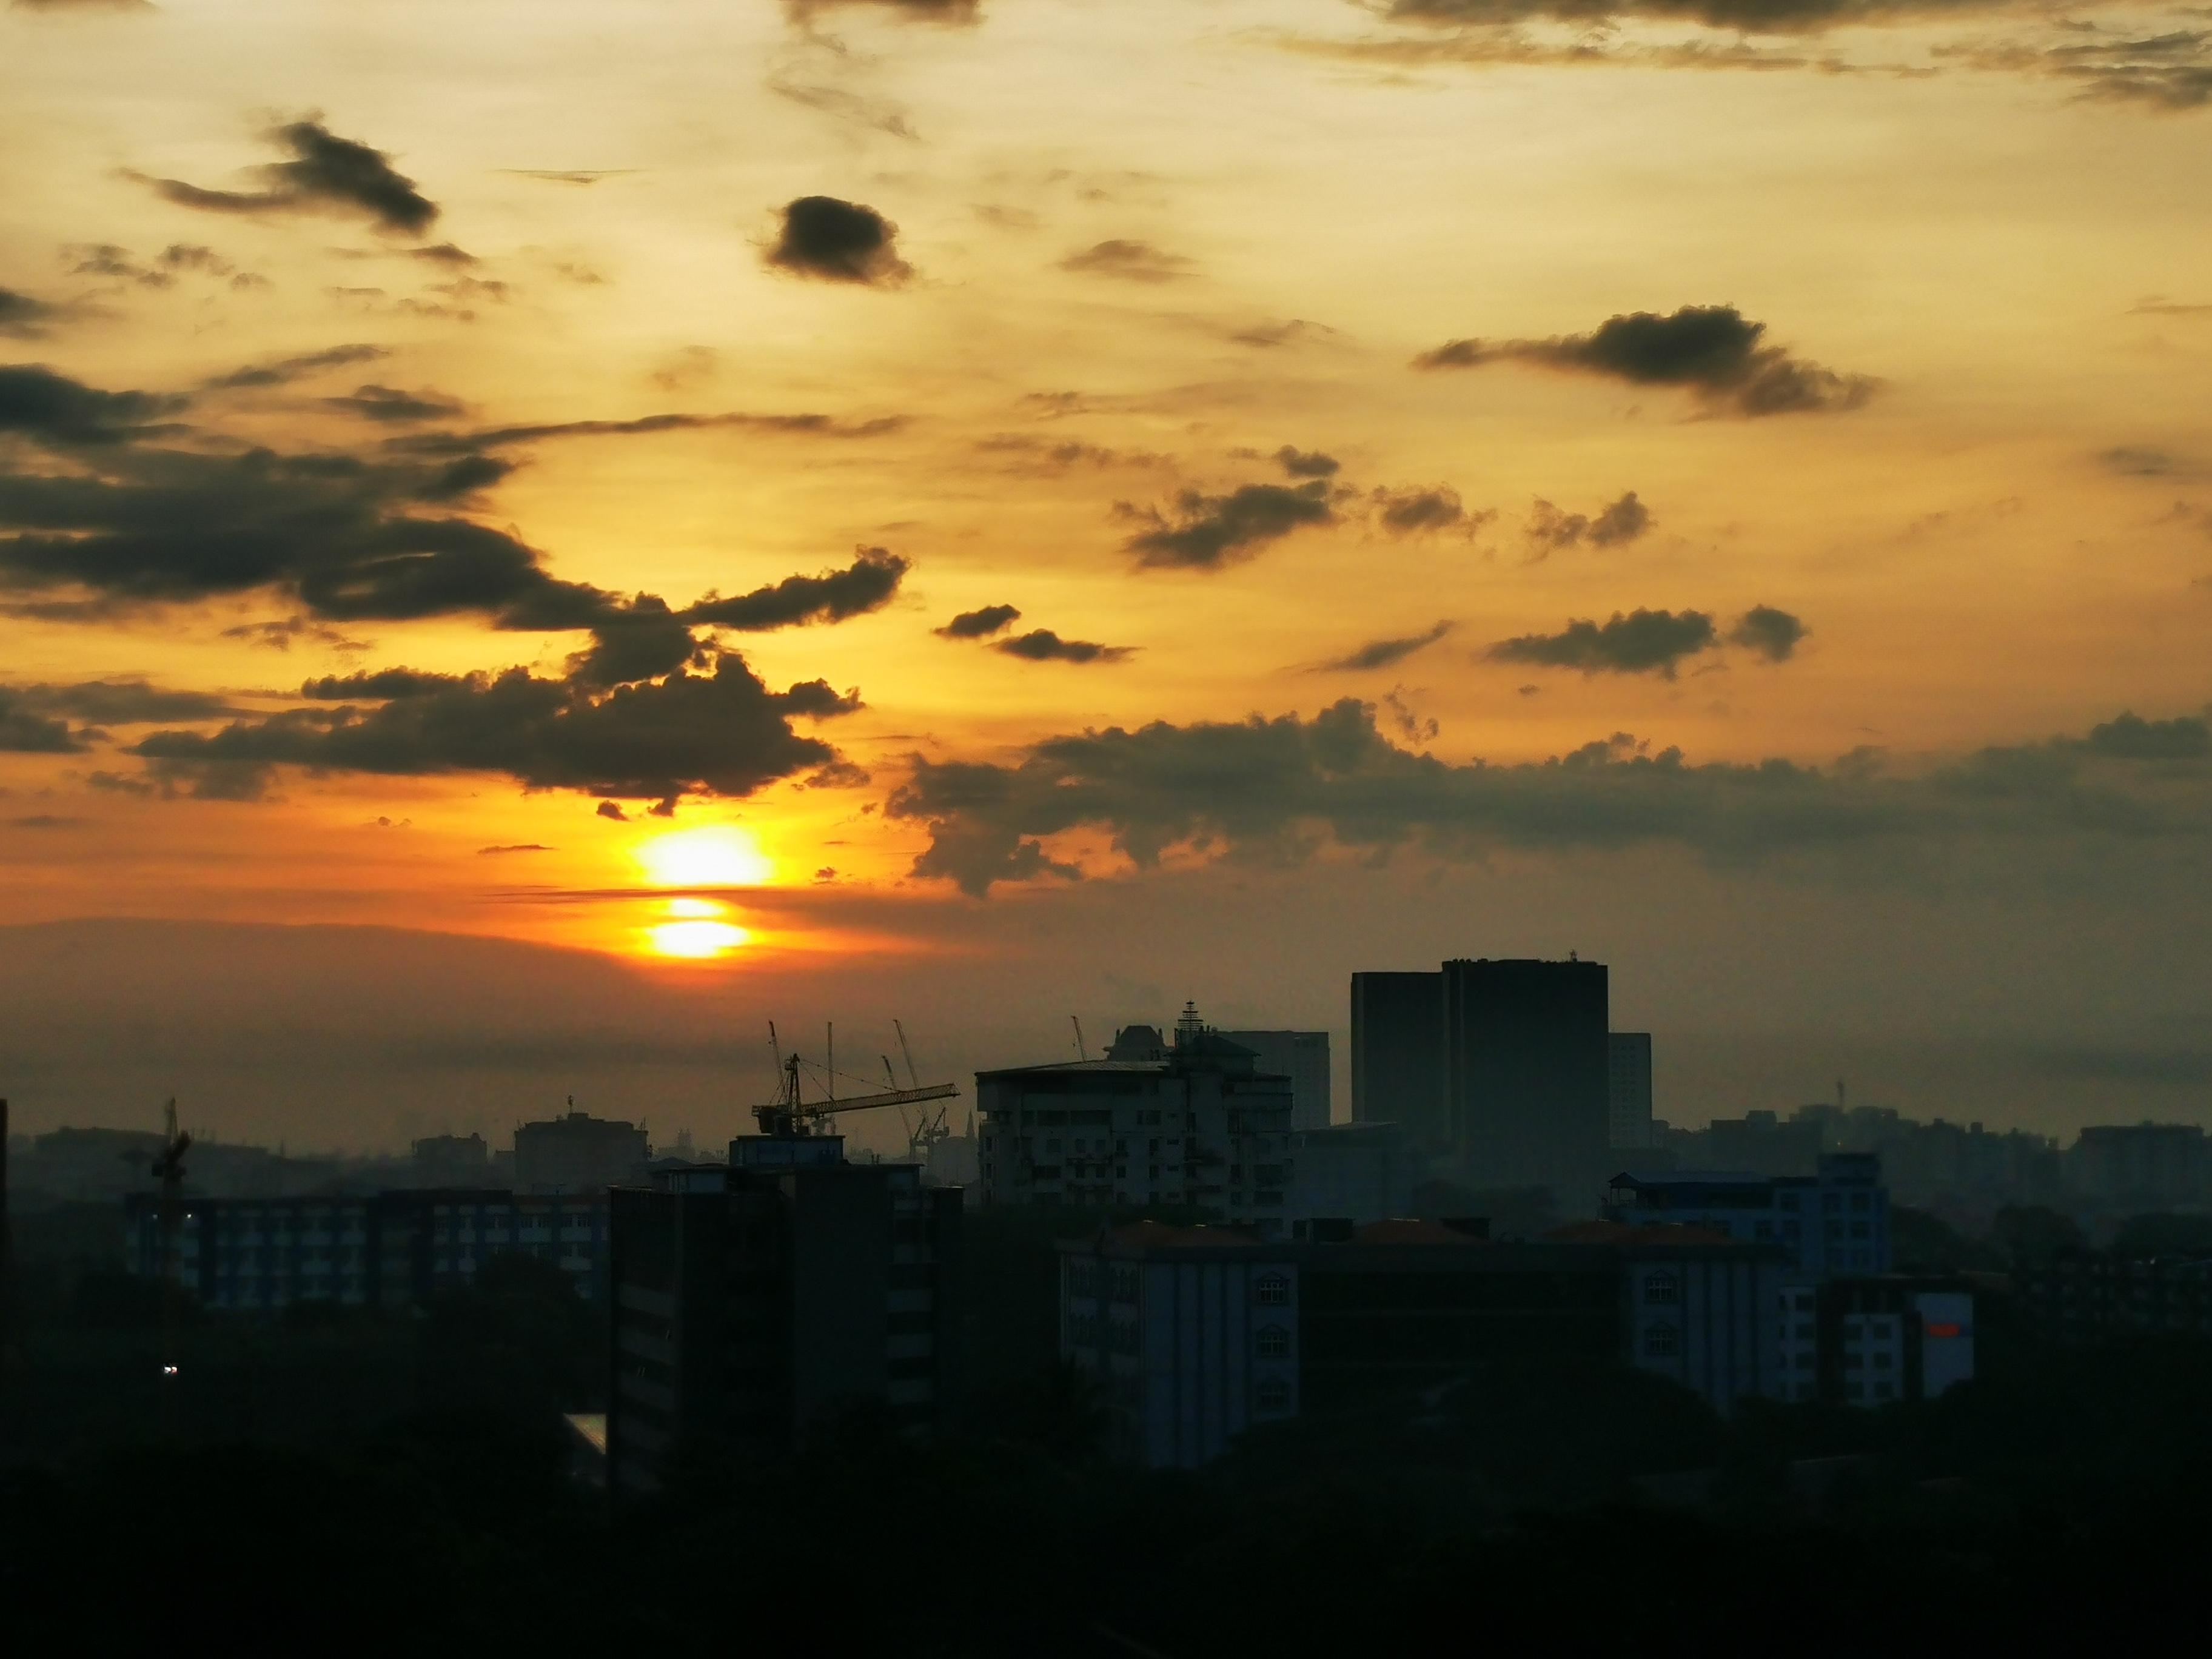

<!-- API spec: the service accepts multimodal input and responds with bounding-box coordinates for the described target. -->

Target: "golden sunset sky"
[4,0,2210,1149]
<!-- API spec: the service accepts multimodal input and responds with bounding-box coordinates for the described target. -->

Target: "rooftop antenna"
[1071,1016,1088,1062]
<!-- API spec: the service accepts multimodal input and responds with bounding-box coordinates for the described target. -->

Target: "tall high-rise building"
[1607,1033,1654,1152]
[1348,972,1449,1153]
[514,1108,649,1195]
[607,1134,962,1496]
[1445,957,1610,1200]
[1220,1030,1332,1130]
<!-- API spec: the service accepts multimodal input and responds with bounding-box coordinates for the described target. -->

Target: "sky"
[3,0,2210,1152]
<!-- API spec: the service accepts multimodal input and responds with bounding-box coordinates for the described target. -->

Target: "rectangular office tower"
[1444,957,1611,1202]
[606,1136,962,1496]
[1349,972,1450,1154]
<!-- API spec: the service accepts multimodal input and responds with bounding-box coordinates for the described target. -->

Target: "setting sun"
[636,826,775,890]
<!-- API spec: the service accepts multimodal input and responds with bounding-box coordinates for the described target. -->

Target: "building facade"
[1061,1219,1788,1468]
[1606,1155,1891,1279]
[1287,1122,1410,1225]
[1777,1276,1976,1407]
[1607,1032,1654,1151]
[1349,971,1450,1153]
[976,1007,1296,1235]
[1445,957,1612,1201]
[1220,1030,1332,1131]
[126,1188,612,1310]
[606,1134,963,1496]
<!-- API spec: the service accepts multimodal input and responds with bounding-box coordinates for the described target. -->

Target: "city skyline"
[4,0,2210,1145]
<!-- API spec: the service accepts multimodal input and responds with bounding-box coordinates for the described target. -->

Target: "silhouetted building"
[1220,1030,1332,1130]
[1606,1155,1891,1278]
[1350,971,1449,1153]
[125,1188,611,1309]
[606,1133,962,1496]
[1289,1122,1409,1225]
[515,1108,649,1195]
[410,1133,489,1187]
[2068,1123,2210,1212]
[1608,1032,1654,1151]
[1445,957,1611,1201]
[975,1005,1295,1235]
[1704,1110,1822,1178]
[1061,1217,1786,1467]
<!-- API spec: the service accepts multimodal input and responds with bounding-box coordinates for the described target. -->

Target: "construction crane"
[150,1098,191,1423]
[752,1038,957,1139]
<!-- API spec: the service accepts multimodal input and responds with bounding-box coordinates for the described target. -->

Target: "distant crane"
[1071,1016,1088,1062]
[150,1098,191,1425]
[753,1019,957,1141]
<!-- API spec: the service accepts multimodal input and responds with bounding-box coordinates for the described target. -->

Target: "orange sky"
[4,0,2210,1145]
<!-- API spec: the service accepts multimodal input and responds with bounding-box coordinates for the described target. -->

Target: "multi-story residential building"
[1605,1155,1891,1278]
[125,1188,612,1310]
[606,1133,963,1496]
[975,1005,1296,1235]
[409,1133,489,1187]
[1776,1276,1976,1407]
[1607,1032,1654,1151]
[514,1106,649,1195]
[2014,1252,2212,1341]
[1060,1218,1788,1467]
[1219,1030,1332,1131]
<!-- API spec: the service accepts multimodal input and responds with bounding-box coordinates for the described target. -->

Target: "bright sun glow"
[636,826,775,889]
[647,901,752,959]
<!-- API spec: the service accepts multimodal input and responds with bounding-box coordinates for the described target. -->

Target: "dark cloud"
[1527,490,1652,551]
[10,679,235,723]
[501,170,638,186]
[324,384,470,423]
[768,76,920,141]
[478,843,552,854]
[1414,304,1875,417]
[159,244,236,276]
[0,287,59,339]
[566,596,706,689]
[0,364,184,444]
[135,652,842,805]
[786,0,980,16]
[973,434,1170,472]
[301,668,456,700]
[221,616,369,652]
[1121,480,1336,570]
[140,119,439,237]
[2099,445,2199,478]
[1227,319,1337,349]
[2082,711,2211,760]
[0,686,84,752]
[413,454,516,501]
[1318,620,1455,673]
[765,196,912,286]
[1381,0,2014,34]
[886,696,2212,897]
[1370,485,1478,535]
[1057,240,1195,283]
[408,243,477,267]
[994,629,1134,664]
[203,344,387,390]
[596,800,629,820]
[686,546,910,631]
[64,243,170,287]
[1487,608,1720,676]
[1274,446,1341,479]
[389,408,906,455]
[936,603,1021,638]
[1729,604,1808,662]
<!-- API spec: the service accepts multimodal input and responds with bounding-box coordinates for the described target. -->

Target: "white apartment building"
[976,1006,1296,1236]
